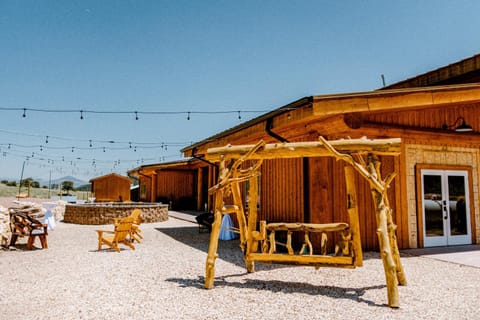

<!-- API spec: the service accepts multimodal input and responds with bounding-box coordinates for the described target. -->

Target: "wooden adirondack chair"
[114,209,143,243]
[129,209,143,243]
[96,217,135,252]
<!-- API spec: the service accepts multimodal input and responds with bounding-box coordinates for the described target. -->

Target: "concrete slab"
[402,244,480,268]
[168,210,198,224]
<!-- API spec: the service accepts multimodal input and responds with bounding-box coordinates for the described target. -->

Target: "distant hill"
[37,176,89,188]
[76,184,92,191]
[0,175,89,189]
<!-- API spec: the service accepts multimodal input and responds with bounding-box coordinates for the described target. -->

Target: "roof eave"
[180,97,313,155]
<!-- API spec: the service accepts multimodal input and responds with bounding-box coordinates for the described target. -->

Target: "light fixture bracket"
[442,117,473,132]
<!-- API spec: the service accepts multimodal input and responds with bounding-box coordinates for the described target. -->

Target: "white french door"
[421,169,472,247]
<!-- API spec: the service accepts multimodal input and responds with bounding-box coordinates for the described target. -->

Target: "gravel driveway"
[1,216,479,320]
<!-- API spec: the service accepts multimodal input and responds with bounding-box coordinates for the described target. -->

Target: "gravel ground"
[1,216,479,320]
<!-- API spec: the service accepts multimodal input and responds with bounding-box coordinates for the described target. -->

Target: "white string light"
[0,106,270,119]
[0,128,191,147]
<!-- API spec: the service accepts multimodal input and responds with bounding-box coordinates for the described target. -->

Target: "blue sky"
[1,1,480,183]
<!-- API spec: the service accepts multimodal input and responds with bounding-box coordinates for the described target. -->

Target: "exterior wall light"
[442,117,473,132]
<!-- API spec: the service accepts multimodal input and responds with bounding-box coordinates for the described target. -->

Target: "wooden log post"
[386,204,407,286]
[204,158,228,289]
[377,164,407,286]
[245,174,259,273]
[319,137,405,308]
[204,189,223,289]
[231,180,247,252]
[344,165,363,266]
[367,154,400,308]
[371,189,400,307]
[197,167,203,211]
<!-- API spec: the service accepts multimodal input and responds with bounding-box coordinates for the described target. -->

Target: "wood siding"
[139,176,151,202]
[363,102,480,135]
[307,156,399,251]
[260,158,304,223]
[156,170,196,209]
[92,176,131,202]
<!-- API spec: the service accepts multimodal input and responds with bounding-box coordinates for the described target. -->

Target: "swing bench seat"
[250,221,357,267]
[248,252,354,267]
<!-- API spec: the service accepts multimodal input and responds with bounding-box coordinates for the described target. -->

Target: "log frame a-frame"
[203,136,407,308]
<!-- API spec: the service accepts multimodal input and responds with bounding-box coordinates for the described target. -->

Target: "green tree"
[62,180,75,193]
[6,181,16,187]
[21,177,33,187]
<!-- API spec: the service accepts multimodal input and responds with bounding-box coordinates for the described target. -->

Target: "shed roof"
[127,158,201,177]
[384,53,480,89]
[89,173,132,183]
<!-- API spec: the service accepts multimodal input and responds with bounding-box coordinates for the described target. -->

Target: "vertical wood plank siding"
[260,158,304,223]
[306,156,399,251]
[139,176,151,202]
[92,178,131,202]
[253,153,401,251]
[156,170,195,208]
[364,102,480,134]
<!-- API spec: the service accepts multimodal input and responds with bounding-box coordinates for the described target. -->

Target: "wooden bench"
[9,212,48,250]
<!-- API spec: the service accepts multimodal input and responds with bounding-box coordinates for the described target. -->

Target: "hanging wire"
[0,142,186,152]
[0,106,271,118]
[0,128,191,146]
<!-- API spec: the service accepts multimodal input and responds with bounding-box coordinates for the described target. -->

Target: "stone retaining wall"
[0,207,9,246]
[63,203,168,225]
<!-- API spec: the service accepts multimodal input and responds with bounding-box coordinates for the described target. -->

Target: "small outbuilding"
[128,158,205,210]
[90,173,132,202]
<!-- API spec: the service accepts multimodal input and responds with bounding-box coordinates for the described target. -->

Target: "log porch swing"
[203,136,407,308]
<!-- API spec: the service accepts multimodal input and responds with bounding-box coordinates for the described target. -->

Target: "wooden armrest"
[222,205,240,214]
[31,223,47,229]
[95,230,114,236]
[31,229,47,235]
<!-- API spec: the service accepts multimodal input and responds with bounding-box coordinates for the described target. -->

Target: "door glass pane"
[448,176,468,236]
[423,175,444,236]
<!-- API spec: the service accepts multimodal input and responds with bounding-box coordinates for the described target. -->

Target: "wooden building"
[135,54,480,251]
[90,173,132,202]
[128,159,209,210]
